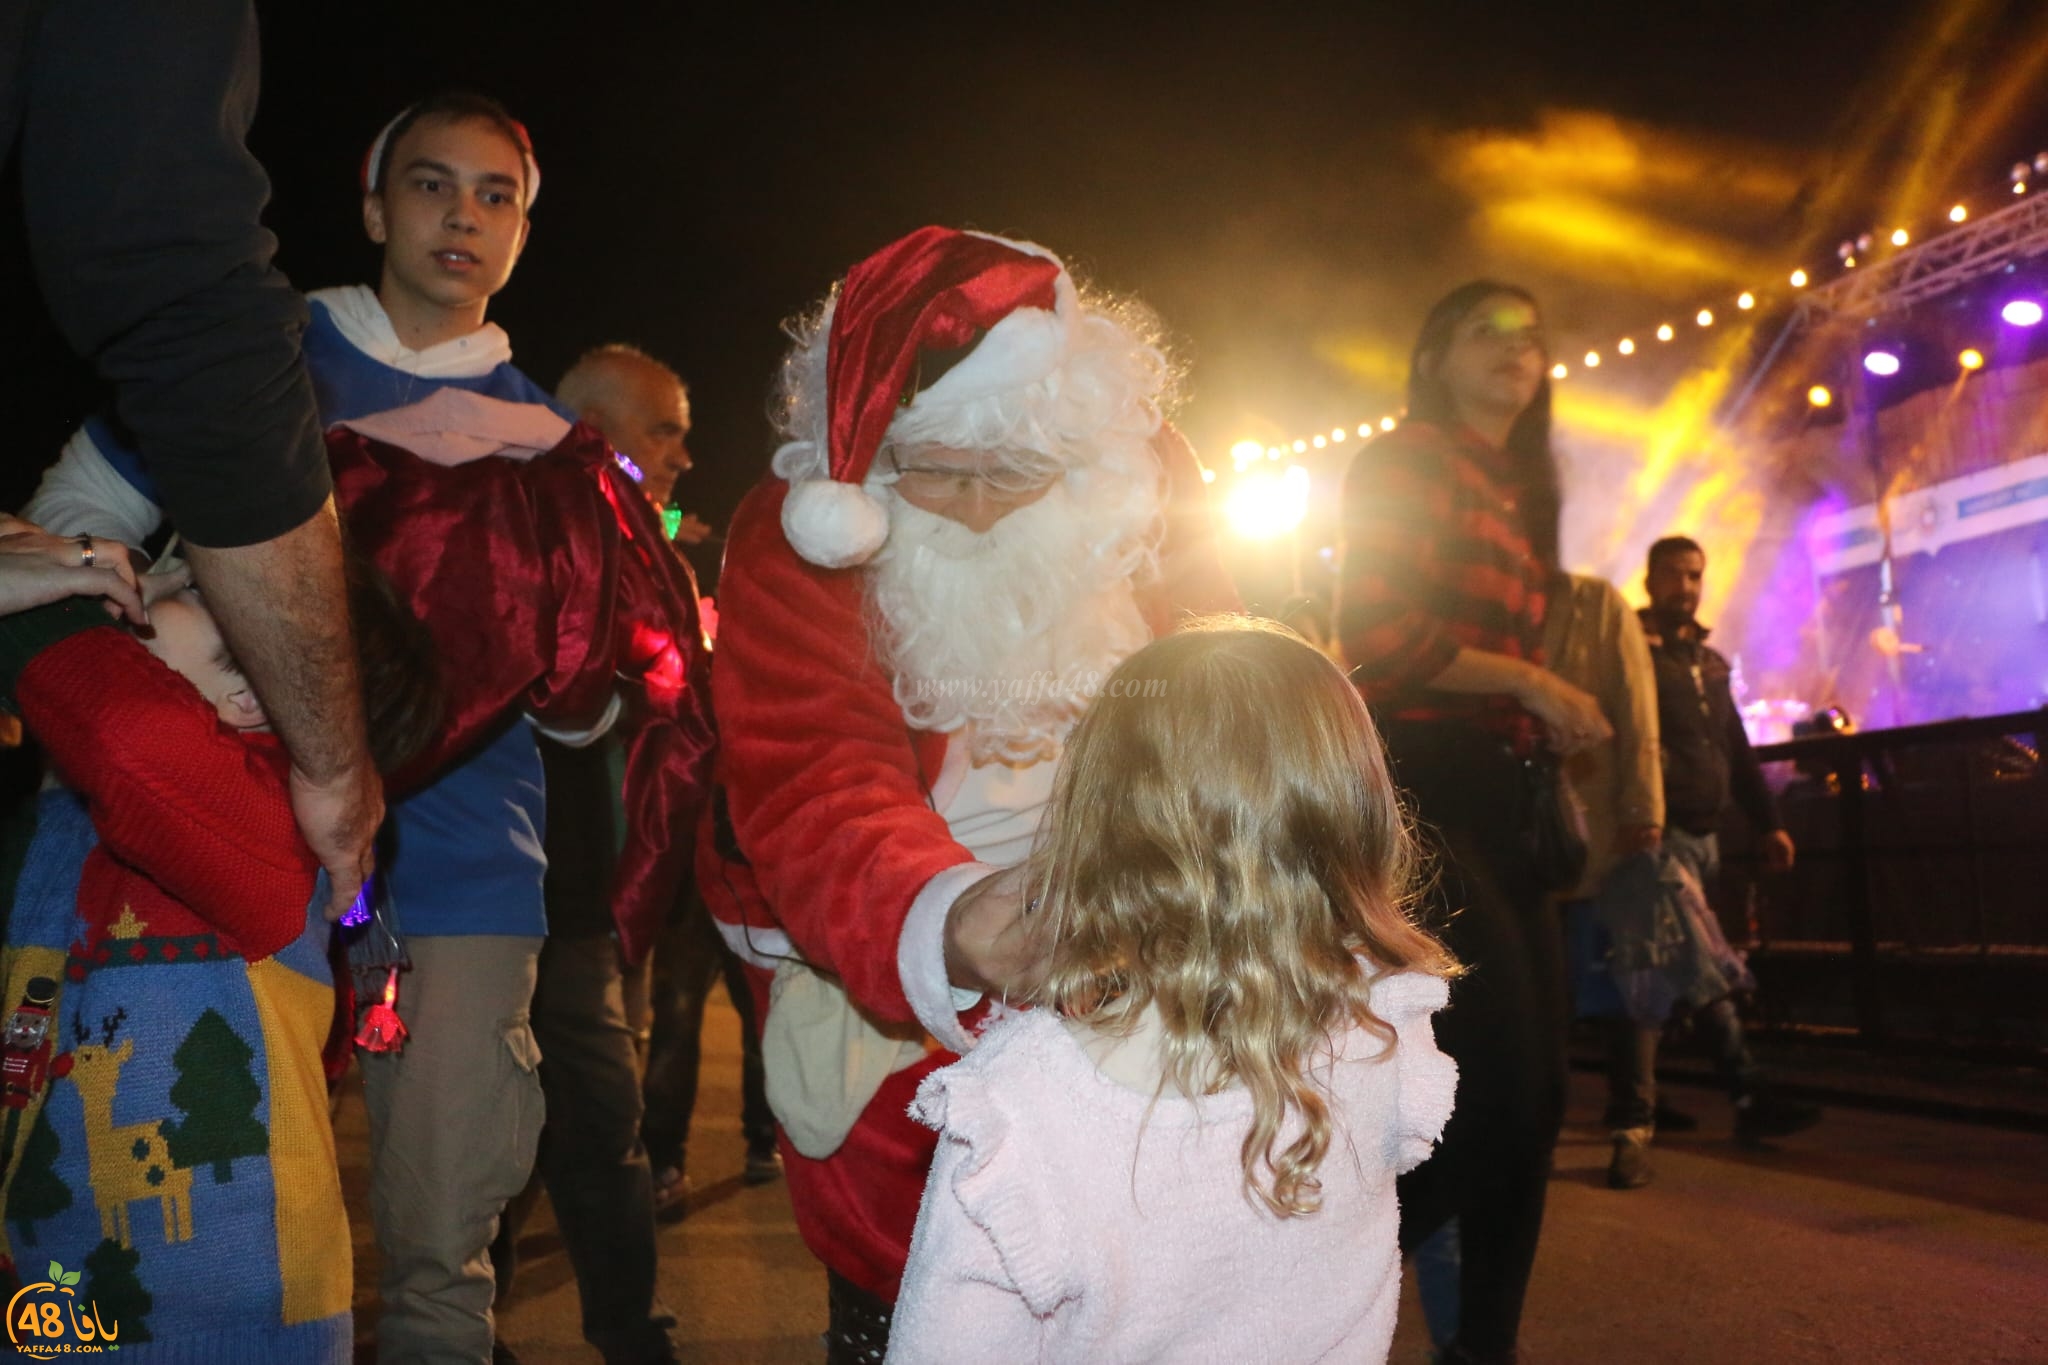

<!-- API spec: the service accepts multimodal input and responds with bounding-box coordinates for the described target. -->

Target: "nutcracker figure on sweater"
[1,978,61,1111]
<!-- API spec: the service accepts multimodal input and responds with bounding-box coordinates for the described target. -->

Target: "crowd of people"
[0,8,1822,1364]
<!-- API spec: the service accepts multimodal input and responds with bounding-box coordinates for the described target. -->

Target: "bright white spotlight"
[1862,350,1901,377]
[1312,434,1327,449]
[1949,204,1968,223]
[1224,465,1312,540]
[1550,362,1568,379]
[1357,423,1372,438]
[1790,269,1809,287]
[2002,299,2044,327]
[1737,292,1756,310]
[1656,323,1675,341]
[1292,439,1307,454]
[1583,350,1600,367]
[1618,337,1636,355]
[1890,228,1909,247]
[1200,467,1217,484]
[1696,309,1715,327]
[1331,427,1346,443]
[1379,416,1397,431]
[1230,439,1264,468]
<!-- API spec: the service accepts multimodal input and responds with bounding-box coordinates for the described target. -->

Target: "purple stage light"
[1862,350,1902,377]
[2001,299,2044,327]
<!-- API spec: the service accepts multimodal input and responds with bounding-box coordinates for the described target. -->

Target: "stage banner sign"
[1809,452,2048,576]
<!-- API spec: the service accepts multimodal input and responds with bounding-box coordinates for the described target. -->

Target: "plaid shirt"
[1336,419,1548,752]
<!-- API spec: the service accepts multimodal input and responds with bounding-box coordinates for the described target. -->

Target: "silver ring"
[76,535,95,569]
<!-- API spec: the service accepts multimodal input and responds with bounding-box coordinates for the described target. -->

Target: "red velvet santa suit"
[700,428,1236,1299]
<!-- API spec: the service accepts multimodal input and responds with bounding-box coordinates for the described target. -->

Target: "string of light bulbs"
[1224,150,2048,478]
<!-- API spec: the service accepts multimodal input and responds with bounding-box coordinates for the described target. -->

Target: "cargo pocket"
[495,1013,545,1202]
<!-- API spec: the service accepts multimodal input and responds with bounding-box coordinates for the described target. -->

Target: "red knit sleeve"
[19,628,316,960]
[1336,428,1461,697]
[711,481,976,1027]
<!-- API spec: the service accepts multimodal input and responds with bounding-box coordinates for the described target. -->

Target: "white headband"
[361,104,541,209]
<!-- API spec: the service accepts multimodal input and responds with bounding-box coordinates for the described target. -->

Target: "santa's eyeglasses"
[873,447,1063,502]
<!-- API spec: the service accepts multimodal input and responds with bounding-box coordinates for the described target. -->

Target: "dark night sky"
[10,0,2048,551]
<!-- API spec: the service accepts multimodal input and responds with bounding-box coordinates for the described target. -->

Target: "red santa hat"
[778,227,1074,569]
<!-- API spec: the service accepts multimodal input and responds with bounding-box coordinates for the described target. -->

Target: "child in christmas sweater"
[0,564,438,1363]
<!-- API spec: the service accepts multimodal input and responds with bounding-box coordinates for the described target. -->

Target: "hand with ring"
[0,514,147,625]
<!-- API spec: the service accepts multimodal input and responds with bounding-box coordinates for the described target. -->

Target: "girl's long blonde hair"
[1030,617,1457,1217]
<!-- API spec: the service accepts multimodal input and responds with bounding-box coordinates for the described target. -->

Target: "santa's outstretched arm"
[711,483,994,1051]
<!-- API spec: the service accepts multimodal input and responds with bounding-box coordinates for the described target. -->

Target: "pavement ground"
[339,986,2048,1365]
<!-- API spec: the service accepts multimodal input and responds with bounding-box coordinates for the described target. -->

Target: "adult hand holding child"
[0,513,146,624]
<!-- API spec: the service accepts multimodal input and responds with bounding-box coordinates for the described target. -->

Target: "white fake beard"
[866,476,1159,766]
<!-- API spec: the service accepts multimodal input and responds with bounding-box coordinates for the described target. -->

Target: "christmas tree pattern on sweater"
[0,791,350,1362]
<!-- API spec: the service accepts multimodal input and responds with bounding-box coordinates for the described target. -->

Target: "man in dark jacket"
[1633,535,1817,1160]
[1641,536,1794,873]
[1,0,378,915]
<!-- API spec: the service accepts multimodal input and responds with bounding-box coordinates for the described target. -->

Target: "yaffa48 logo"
[7,1259,122,1355]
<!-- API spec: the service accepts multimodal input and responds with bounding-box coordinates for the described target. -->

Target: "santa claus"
[699,226,1237,1353]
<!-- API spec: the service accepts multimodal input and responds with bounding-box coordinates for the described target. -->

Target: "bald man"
[560,345,777,1197]
[557,345,712,545]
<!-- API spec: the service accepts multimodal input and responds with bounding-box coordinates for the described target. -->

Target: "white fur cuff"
[897,861,1000,1053]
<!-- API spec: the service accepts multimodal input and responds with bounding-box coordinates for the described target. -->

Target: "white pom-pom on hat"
[781,478,892,570]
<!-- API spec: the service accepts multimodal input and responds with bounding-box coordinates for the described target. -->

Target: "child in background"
[0,555,439,1362]
[887,618,1461,1364]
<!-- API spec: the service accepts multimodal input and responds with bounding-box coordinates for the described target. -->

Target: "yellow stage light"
[1291,439,1307,454]
[1200,467,1217,483]
[1737,292,1755,310]
[1696,309,1715,327]
[1331,427,1346,443]
[1656,323,1675,341]
[1807,385,1832,408]
[1790,269,1809,287]
[1230,439,1263,468]
[1224,465,1312,540]
[1312,434,1327,449]
[1618,338,1636,355]
[1891,228,1910,247]
[1357,423,1372,439]
[2016,182,2027,195]
[1380,416,1396,431]
[1584,350,1601,367]
[1844,256,1858,267]
[1959,348,1985,370]
[1550,362,1568,379]
[1949,204,1969,223]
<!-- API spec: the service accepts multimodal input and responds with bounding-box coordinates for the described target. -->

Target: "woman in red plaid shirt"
[1337,281,1612,1365]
